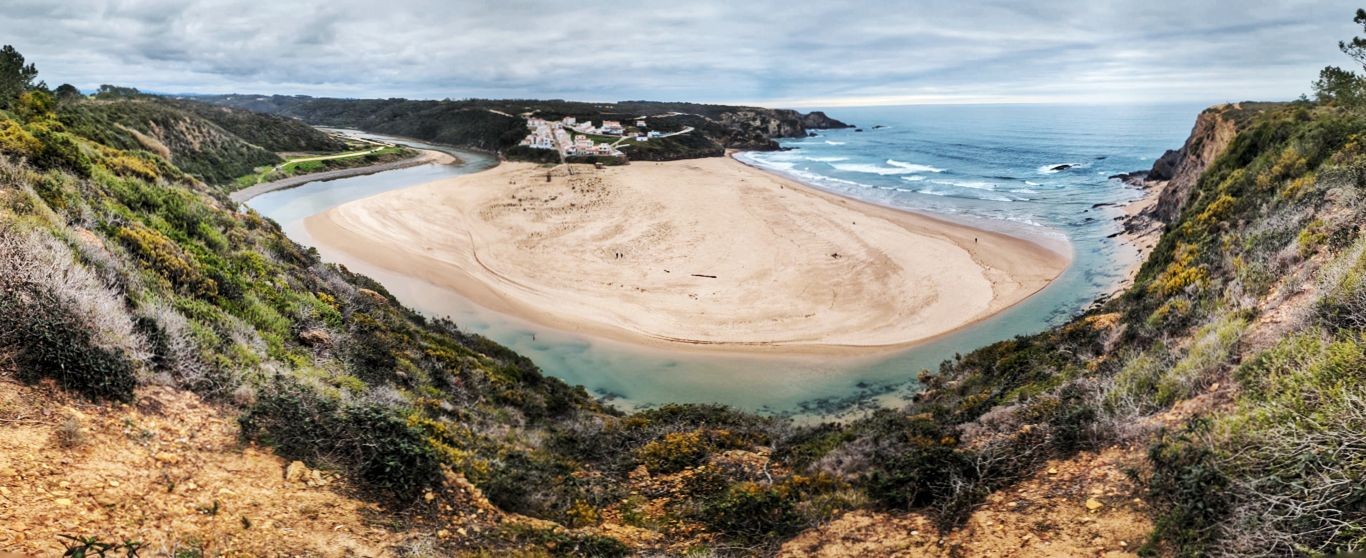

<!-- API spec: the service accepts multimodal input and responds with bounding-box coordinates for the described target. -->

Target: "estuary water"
[248,104,1204,418]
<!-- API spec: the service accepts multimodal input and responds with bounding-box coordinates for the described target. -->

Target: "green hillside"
[54,88,346,186]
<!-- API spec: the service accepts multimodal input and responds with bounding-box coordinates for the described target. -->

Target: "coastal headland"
[304,156,1071,354]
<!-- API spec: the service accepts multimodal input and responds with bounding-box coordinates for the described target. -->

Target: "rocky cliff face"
[1147,106,1240,223]
[711,108,852,150]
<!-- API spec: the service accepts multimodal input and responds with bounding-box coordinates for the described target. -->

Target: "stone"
[285,461,309,483]
[357,288,388,304]
[1085,498,1104,511]
[298,328,332,347]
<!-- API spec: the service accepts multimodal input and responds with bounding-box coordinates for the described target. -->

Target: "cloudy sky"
[1,0,1357,107]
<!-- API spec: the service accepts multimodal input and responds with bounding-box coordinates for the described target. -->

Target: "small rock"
[1085,497,1104,511]
[298,328,333,347]
[285,461,309,483]
[1047,467,1058,475]
[357,288,388,304]
[54,497,73,506]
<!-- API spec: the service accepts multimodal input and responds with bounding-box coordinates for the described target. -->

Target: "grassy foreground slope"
[2,23,1366,555]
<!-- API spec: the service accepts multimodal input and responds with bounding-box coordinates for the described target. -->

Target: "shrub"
[0,226,142,400]
[701,479,807,544]
[238,376,442,503]
[1154,316,1246,406]
[495,524,629,558]
[55,415,87,449]
[1142,420,1230,557]
[115,224,216,297]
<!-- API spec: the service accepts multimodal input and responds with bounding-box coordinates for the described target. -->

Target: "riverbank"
[302,155,1070,355]
[229,148,457,204]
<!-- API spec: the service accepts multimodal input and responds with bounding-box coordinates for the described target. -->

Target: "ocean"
[249,103,1208,418]
[740,103,1207,324]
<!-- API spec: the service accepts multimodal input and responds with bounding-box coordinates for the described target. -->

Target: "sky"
[0,0,1359,108]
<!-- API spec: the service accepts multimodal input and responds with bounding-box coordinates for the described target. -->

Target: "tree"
[1340,9,1366,67]
[1314,9,1366,106]
[54,83,82,103]
[0,45,39,109]
[93,84,144,99]
[1313,66,1366,106]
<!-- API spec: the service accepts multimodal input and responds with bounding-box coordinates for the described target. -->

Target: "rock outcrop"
[1147,105,1240,223]
[799,110,854,130]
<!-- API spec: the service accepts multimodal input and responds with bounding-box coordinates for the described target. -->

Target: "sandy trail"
[305,156,1069,355]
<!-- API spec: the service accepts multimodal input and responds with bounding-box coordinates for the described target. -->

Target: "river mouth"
[248,110,1173,419]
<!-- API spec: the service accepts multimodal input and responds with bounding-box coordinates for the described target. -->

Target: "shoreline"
[303,155,1072,357]
[1109,177,1167,293]
[229,148,457,204]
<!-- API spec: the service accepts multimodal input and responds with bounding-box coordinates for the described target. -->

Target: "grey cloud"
[0,0,1354,106]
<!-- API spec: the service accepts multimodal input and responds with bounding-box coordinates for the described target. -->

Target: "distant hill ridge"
[196,94,851,161]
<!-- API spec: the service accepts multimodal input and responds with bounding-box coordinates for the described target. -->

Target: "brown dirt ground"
[780,447,1154,558]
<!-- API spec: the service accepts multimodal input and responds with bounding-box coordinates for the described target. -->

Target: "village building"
[600,120,624,135]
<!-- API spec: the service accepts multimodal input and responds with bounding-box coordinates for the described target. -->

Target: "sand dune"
[304,156,1069,354]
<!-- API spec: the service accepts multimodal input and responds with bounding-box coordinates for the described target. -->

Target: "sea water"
[249,104,1205,418]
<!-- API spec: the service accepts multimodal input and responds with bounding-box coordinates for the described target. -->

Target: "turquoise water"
[248,104,1204,418]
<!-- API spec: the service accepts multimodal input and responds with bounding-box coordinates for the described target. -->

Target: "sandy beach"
[304,156,1070,354]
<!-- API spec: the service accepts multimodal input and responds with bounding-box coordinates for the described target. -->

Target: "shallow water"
[248,105,1203,418]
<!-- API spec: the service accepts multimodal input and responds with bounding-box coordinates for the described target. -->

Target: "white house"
[600,120,624,135]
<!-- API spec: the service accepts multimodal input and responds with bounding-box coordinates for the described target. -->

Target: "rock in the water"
[1050,164,1073,171]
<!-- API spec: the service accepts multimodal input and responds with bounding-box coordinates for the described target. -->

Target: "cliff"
[1145,105,1242,223]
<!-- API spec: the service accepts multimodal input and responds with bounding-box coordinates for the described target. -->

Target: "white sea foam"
[930,179,997,191]
[831,163,923,175]
[1010,188,1039,194]
[916,187,1012,202]
[804,156,849,162]
[901,175,927,182]
[886,159,946,173]
[1024,180,1042,186]
[824,140,846,145]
